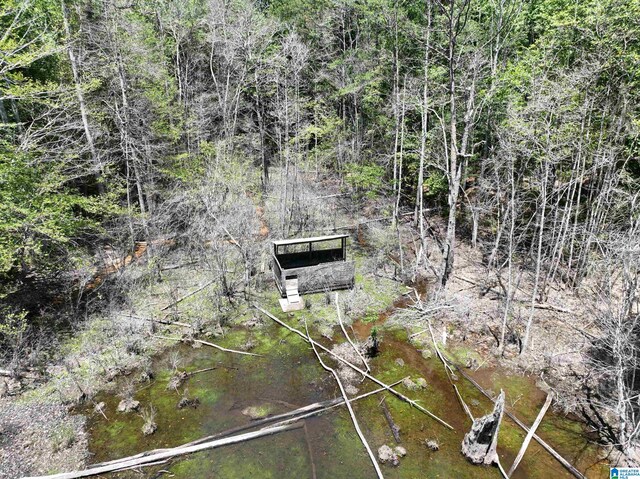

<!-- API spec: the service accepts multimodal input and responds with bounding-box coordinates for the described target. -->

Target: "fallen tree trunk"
[380,397,401,443]
[92,380,404,470]
[113,459,168,473]
[305,320,384,479]
[255,305,454,430]
[508,393,554,477]
[25,423,303,479]
[303,421,318,479]
[427,320,474,422]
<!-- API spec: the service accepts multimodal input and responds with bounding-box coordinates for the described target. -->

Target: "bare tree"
[414,0,433,270]
[585,230,640,458]
[60,0,103,189]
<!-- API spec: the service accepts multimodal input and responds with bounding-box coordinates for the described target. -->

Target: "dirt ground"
[406,236,599,415]
[0,397,87,478]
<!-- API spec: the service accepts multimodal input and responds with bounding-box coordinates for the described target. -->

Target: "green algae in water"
[82,322,337,477]
[82,315,607,479]
[350,325,606,479]
[169,433,312,478]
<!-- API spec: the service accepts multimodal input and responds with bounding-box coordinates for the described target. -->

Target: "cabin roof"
[272,234,349,247]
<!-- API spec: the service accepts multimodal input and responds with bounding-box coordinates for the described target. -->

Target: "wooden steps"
[285,277,300,303]
[279,277,305,312]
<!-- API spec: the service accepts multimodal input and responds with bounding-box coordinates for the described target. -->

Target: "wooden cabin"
[272,234,355,309]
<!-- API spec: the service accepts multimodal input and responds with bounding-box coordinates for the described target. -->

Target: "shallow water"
[358,330,608,478]
[80,306,608,478]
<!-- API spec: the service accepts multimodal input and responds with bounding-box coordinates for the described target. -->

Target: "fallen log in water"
[90,380,404,471]
[25,423,303,479]
[305,320,384,479]
[153,335,261,357]
[426,319,474,422]
[303,421,318,479]
[380,397,401,443]
[508,393,554,477]
[255,305,454,430]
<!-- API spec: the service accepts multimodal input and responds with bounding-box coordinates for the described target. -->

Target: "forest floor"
[411,240,596,412]
[0,399,88,478]
[0,194,609,477]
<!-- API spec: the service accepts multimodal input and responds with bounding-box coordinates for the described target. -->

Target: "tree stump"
[461,389,505,465]
[117,398,140,413]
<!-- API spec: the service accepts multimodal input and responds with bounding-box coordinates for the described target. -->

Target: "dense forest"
[1,0,639,476]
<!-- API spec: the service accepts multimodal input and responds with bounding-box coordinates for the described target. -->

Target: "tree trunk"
[61,0,103,192]
[415,2,432,270]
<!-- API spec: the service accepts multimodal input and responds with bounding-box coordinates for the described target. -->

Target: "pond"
[79,304,608,478]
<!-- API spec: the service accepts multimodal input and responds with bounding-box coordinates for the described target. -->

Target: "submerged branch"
[255,305,454,430]
[153,335,262,357]
[305,319,384,479]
